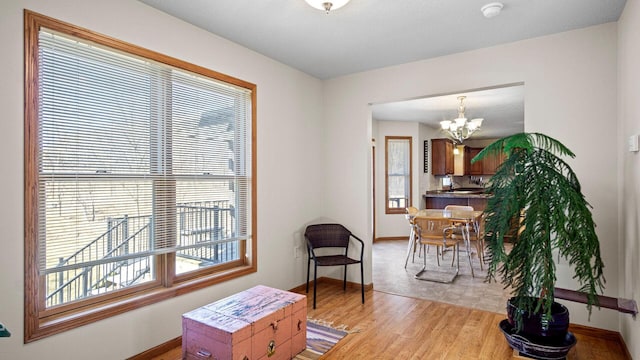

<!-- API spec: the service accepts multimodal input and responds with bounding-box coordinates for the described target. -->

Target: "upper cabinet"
[481,150,505,175]
[431,138,454,175]
[464,147,483,175]
[464,146,505,175]
[433,139,505,176]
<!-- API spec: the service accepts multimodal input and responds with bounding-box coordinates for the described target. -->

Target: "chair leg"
[462,225,475,278]
[313,263,318,309]
[450,245,455,267]
[474,221,483,267]
[360,262,365,304]
[405,228,415,268]
[343,264,348,291]
[423,243,428,268]
[480,236,484,258]
[456,243,460,274]
[476,239,484,270]
[415,243,429,279]
[306,257,311,293]
[467,243,475,278]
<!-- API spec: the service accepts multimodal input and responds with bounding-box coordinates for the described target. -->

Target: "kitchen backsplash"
[436,175,487,190]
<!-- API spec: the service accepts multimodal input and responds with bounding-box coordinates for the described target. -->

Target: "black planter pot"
[499,320,576,360]
[502,297,576,359]
[506,296,570,345]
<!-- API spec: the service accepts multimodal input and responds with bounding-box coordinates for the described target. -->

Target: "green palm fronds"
[474,132,605,321]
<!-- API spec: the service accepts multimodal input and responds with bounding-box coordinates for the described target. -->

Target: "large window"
[385,136,412,214]
[24,11,256,341]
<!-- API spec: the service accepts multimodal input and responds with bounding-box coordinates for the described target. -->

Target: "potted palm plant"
[473,133,605,356]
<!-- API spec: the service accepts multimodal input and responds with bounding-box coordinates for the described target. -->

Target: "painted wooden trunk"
[182,285,307,360]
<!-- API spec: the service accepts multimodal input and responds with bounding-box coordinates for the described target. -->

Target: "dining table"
[404,208,484,278]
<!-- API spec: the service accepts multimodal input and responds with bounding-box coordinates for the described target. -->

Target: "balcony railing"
[45,214,152,306]
[177,200,237,265]
[45,201,237,307]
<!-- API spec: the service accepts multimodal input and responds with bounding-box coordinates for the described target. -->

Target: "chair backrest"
[443,205,478,231]
[305,224,352,249]
[406,206,419,224]
[413,216,455,240]
[444,205,474,211]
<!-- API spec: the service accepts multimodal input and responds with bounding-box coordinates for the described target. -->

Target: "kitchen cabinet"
[431,138,454,175]
[464,147,483,175]
[463,146,505,175]
[482,150,505,175]
[433,140,505,176]
[423,193,488,211]
[425,196,468,209]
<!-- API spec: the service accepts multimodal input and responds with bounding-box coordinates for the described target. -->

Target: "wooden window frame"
[23,10,257,342]
[384,136,412,214]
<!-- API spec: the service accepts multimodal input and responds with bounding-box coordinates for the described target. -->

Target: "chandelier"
[304,0,351,13]
[439,96,483,143]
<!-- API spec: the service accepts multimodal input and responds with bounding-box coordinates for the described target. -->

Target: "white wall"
[374,120,418,238]
[617,0,640,357]
[373,120,439,239]
[323,23,620,332]
[0,0,324,359]
[419,124,439,200]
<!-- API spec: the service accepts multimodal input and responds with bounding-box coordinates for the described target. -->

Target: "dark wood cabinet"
[431,138,454,175]
[464,147,483,175]
[463,146,504,175]
[481,150,505,175]
[433,140,504,176]
[425,196,469,209]
[424,195,488,211]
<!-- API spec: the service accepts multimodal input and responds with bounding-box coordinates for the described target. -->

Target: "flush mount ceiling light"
[439,96,484,143]
[305,0,351,13]
[481,2,504,18]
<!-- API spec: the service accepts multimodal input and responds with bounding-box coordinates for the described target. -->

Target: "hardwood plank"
[134,281,630,359]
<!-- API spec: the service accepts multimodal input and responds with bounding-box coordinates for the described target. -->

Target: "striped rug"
[294,320,350,360]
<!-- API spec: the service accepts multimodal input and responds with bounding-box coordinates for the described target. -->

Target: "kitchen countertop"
[424,189,490,198]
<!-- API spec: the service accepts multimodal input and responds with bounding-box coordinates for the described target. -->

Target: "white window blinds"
[37,29,252,277]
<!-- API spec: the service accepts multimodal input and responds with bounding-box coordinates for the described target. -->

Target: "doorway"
[369,83,525,308]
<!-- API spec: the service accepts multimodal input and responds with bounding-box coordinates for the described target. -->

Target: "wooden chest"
[182,285,307,360]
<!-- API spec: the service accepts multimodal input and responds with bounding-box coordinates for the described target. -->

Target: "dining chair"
[404,206,422,268]
[413,216,466,283]
[444,205,484,271]
[304,223,365,309]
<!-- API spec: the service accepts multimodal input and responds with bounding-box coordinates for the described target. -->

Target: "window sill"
[28,264,256,342]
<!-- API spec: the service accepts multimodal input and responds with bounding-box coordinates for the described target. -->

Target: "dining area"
[372,225,509,315]
[403,205,485,284]
[372,141,509,312]
[372,201,510,314]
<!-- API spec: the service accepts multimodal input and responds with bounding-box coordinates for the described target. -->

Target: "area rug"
[294,319,355,359]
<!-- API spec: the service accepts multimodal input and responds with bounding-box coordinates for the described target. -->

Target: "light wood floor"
[147,282,629,359]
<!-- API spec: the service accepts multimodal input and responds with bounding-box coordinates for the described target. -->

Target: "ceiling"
[371,84,525,139]
[138,0,625,139]
[139,0,626,80]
